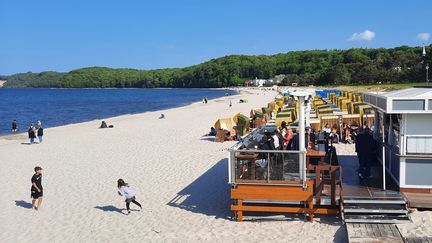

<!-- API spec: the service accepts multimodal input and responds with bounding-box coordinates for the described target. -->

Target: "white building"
[253,78,273,87]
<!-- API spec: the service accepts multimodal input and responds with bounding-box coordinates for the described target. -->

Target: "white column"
[298,96,306,183]
[305,101,311,127]
[382,112,386,191]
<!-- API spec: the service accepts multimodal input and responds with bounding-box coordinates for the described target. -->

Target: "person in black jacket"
[37,125,44,143]
[28,123,36,144]
[259,131,275,151]
[355,127,375,179]
[31,166,43,210]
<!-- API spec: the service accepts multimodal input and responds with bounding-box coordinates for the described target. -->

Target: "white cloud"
[417,32,430,41]
[348,30,376,41]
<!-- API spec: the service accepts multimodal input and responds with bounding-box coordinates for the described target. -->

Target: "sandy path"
[0,89,346,242]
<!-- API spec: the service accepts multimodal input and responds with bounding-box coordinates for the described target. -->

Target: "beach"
[0,89,347,242]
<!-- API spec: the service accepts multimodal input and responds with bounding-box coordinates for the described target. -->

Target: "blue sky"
[1,0,431,74]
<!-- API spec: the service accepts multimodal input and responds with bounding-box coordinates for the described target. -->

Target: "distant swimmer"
[12,119,17,133]
[159,114,165,119]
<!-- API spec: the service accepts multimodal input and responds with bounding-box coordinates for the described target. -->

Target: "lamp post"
[427,63,429,85]
[289,89,314,188]
[423,46,429,85]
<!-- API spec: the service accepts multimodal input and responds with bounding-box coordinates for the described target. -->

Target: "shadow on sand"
[94,205,127,215]
[15,200,32,209]
[21,142,39,145]
[167,158,232,220]
[200,136,215,142]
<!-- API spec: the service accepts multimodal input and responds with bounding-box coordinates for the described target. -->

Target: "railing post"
[267,152,270,183]
[298,96,307,188]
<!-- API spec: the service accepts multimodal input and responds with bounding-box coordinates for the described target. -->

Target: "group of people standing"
[27,120,44,144]
[12,119,44,144]
[258,121,317,151]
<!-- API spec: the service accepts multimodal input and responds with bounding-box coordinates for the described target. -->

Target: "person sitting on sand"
[100,121,108,128]
[207,127,217,136]
[159,114,165,119]
[117,179,142,215]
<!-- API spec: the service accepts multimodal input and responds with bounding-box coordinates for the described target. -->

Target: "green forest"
[1,46,431,88]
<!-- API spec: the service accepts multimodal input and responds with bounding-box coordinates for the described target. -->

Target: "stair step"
[343,199,406,204]
[344,214,411,224]
[344,208,408,214]
[344,204,407,214]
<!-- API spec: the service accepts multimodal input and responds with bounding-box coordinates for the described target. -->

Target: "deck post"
[237,199,243,222]
[381,112,386,191]
[308,196,314,221]
[298,96,306,185]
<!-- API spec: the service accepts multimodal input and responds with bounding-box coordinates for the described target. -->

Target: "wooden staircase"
[342,193,410,224]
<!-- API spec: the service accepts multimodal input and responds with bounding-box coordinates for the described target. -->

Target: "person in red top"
[284,127,294,150]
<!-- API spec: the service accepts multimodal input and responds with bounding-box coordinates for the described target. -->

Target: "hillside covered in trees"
[1,46,431,88]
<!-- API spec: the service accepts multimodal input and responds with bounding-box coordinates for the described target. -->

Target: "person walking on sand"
[31,166,43,210]
[229,100,232,107]
[37,125,44,143]
[12,119,18,133]
[28,123,36,144]
[117,179,142,214]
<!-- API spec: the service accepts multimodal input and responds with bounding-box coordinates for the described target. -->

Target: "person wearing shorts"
[31,166,43,210]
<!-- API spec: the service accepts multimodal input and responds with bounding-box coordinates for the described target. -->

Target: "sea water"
[0,88,236,135]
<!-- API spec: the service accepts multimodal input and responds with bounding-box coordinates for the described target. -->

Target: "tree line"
[1,45,431,88]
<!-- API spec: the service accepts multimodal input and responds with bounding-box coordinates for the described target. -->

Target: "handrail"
[231,149,305,154]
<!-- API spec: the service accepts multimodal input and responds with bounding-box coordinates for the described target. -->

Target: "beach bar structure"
[228,90,342,221]
[363,87,432,193]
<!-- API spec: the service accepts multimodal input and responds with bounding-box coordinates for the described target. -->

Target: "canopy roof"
[363,87,432,114]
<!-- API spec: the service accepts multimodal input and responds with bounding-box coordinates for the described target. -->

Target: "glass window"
[406,136,432,154]
[393,99,424,111]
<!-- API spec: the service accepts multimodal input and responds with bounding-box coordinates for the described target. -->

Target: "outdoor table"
[306,147,327,168]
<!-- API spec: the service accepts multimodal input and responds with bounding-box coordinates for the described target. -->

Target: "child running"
[117,179,142,214]
[31,166,43,210]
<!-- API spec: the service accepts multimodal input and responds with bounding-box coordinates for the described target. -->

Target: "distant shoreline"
[0,88,242,141]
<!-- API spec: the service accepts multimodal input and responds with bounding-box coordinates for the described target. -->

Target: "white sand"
[398,210,432,239]
[0,89,347,242]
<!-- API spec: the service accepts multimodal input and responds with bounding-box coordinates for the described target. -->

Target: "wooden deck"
[338,155,402,199]
[404,237,432,243]
[404,192,432,209]
[346,223,403,243]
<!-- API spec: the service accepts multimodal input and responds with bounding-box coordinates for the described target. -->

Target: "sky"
[0,0,431,75]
